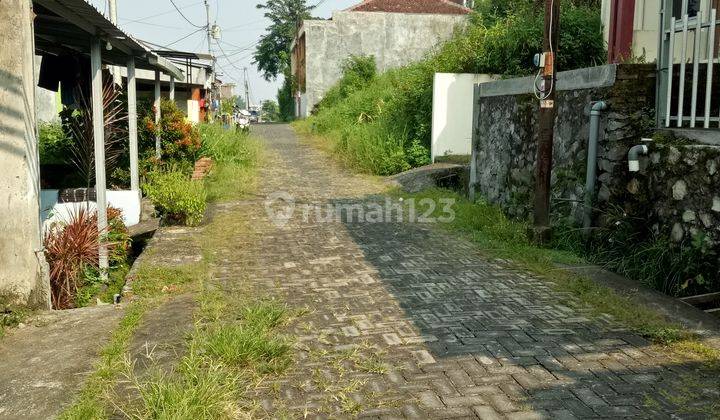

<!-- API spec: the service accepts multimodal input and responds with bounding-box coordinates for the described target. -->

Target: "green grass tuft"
[199,124,262,203]
[130,350,241,420]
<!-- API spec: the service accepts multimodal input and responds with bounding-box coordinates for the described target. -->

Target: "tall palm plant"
[66,79,128,188]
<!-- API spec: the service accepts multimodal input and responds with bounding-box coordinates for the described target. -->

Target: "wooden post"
[127,57,139,193]
[154,69,161,159]
[90,39,109,279]
[532,0,560,243]
[169,76,175,101]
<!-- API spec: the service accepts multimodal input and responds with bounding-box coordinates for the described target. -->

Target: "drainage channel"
[681,292,720,317]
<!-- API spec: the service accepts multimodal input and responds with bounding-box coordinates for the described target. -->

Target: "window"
[673,0,701,18]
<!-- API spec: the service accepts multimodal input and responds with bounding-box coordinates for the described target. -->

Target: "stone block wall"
[472,64,656,223]
[470,63,720,295]
[638,141,720,247]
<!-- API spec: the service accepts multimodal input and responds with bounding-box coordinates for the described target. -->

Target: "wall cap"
[477,64,619,97]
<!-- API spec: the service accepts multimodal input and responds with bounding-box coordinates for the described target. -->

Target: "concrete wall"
[431,73,496,162]
[0,0,51,309]
[298,11,467,116]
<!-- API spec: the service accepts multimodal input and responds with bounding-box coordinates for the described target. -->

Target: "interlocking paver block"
[232,125,720,419]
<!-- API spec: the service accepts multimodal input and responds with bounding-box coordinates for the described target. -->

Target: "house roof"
[33,0,184,79]
[345,0,472,15]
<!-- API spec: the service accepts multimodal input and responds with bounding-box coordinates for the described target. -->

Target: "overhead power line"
[169,0,206,28]
[139,27,205,51]
[214,39,245,72]
[120,1,203,24]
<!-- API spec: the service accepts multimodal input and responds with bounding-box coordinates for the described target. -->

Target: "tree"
[261,99,280,121]
[253,0,314,81]
[277,74,295,121]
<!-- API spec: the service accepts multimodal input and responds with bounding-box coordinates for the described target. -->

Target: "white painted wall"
[431,73,496,162]
[40,190,141,230]
[187,100,200,124]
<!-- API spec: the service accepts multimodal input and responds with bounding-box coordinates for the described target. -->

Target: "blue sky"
[87,0,359,104]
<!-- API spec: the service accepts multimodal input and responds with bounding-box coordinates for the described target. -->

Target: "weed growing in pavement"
[125,288,293,418]
[124,340,243,419]
[59,261,208,419]
[201,300,292,374]
[60,300,149,420]
[0,306,26,339]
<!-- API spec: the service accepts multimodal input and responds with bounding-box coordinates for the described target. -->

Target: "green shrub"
[199,124,257,166]
[140,99,201,165]
[304,4,604,175]
[143,171,207,226]
[39,121,72,165]
[317,55,377,110]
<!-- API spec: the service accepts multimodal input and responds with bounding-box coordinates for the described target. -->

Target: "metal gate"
[657,0,720,128]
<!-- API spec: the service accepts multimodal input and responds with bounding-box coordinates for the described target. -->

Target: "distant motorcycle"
[236,110,251,134]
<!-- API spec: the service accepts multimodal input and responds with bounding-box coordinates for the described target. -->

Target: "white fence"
[659,7,720,128]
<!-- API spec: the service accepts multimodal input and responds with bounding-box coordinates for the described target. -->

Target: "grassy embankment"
[295,3,604,175]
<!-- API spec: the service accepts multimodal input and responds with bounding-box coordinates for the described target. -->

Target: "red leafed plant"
[44,208,99,309]
[43,207,128,309]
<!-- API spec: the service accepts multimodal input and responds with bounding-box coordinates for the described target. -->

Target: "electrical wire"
[121,1,203,24]
[214,39,247,72]
[141,27,205,50]
[125,20,188,30]
[222,18,268,31]
[169,0,206,28]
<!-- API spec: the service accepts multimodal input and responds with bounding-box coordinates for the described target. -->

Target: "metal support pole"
[127,57,139,193]
[169,76,175,101]
[90,39,109,279]
[244,67,250,109]
[532,0,560,243]
[154,69,161,159]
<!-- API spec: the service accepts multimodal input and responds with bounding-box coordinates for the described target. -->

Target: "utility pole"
[532,0,560,243]
[244,67,250,110]
[204,0,215,120]
[108,0,122,87]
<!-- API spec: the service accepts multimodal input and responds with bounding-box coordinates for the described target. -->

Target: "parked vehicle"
[249,108,260,124]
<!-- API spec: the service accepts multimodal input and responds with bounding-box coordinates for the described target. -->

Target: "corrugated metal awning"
[33,0,184,79]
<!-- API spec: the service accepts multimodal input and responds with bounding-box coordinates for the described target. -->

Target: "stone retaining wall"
[470,63,719,274]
